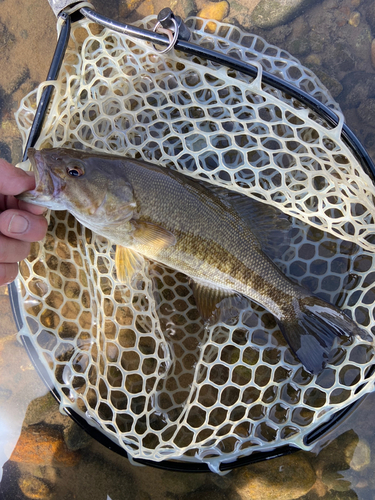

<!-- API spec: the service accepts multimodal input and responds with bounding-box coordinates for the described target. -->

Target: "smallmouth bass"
[18,147,367,374]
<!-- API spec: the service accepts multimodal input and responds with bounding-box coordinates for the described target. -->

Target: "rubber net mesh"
[14,16,375,471]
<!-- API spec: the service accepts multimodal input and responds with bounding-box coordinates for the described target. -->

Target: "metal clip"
[157,8,191,41]
[152,8,191,54]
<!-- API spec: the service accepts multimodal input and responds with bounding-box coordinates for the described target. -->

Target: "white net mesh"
[14,16,375,472]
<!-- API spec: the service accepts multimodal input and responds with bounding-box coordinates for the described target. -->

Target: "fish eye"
[67,166,84,177]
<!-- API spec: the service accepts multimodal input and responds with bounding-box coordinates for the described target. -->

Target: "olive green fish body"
[118,159,297,320]
[19,148,367,374]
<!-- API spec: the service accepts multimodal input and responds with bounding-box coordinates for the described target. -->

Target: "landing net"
[14,16,375,472]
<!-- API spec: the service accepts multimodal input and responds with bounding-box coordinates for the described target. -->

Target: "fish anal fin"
[133,221,176,254]
[192,280,248,323]
[115,245,144,283]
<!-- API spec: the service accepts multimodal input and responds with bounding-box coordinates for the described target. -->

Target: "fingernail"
[8,214,29,234]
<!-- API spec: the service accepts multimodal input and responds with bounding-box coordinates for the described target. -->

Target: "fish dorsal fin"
[198,182,292,260]
[133,221,176,253]
[115,245,145,283]
[191,280,248,323]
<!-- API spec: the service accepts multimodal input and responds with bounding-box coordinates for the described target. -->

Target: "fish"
[18,147,367,375]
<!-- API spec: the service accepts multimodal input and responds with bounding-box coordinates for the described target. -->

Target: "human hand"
[0,158,48,285]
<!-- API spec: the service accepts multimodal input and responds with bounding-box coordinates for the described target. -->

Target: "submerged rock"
[198,1,230,23]
[357,98,375,127]
[251,0,319,29]
[18,474,52,500]
[131,464,207,498]
[303,65,343,98]
[338,71,375,110]
[234,452,316,500]
[118,0,146,18]
[286,37,310,56]
[313,429,361,492]
[23,393,57,426]
[371,39,375,69]
[344,438,371,471]
[197,0,230,31]
[63,420,92,451]
[10,426,81,466]
[320,469,352,492]
[348,11,360,27]
[364,0,375,32]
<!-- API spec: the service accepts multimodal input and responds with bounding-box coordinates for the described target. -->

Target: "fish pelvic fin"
[277,295,369,375]
[115,245,145,283]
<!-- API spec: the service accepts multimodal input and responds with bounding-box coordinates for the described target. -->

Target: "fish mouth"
[17,148,61,209]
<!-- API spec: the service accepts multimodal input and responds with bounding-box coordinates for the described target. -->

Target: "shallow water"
[1,0,375,498]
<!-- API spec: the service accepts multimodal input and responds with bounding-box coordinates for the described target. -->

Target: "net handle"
[22,11,71,161]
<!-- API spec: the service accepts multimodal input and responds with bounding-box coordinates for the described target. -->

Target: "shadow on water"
[1,0,375,498]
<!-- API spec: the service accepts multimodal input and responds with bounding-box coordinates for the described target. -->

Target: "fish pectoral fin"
[115,245,145,283]
[192,281,248,323]
[133,221,176,254]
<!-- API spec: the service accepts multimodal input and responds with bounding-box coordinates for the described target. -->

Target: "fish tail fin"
[277,295,368,375]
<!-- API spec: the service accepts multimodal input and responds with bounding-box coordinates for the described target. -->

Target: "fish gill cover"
[13,16,375,472]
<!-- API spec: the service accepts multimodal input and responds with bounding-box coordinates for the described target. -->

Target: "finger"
[0,159,36,195]
[0,235,30,263]
[0,210,48,242]
[0,263,19,286]
[0,195,47,215]
[18,200,47,215]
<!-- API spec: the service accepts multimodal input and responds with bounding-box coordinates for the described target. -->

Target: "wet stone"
[197,1,230,32]
[316,430,358,479]
[364,0,375,31]
[303,65,343,98]
[321,469,352,492]
[18,473,52,499]
[63,420,92,451]
[339,71,375,110]
[286,37,310,56]
[24,393,57,426]
[131,466,207,497]
[357,98,375,127]
[344,438,371,471]
[251,0,318,29]
[234,452,316,499]
[348,11,360,27]
[320,492,358,500]
[10,426,80,466]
